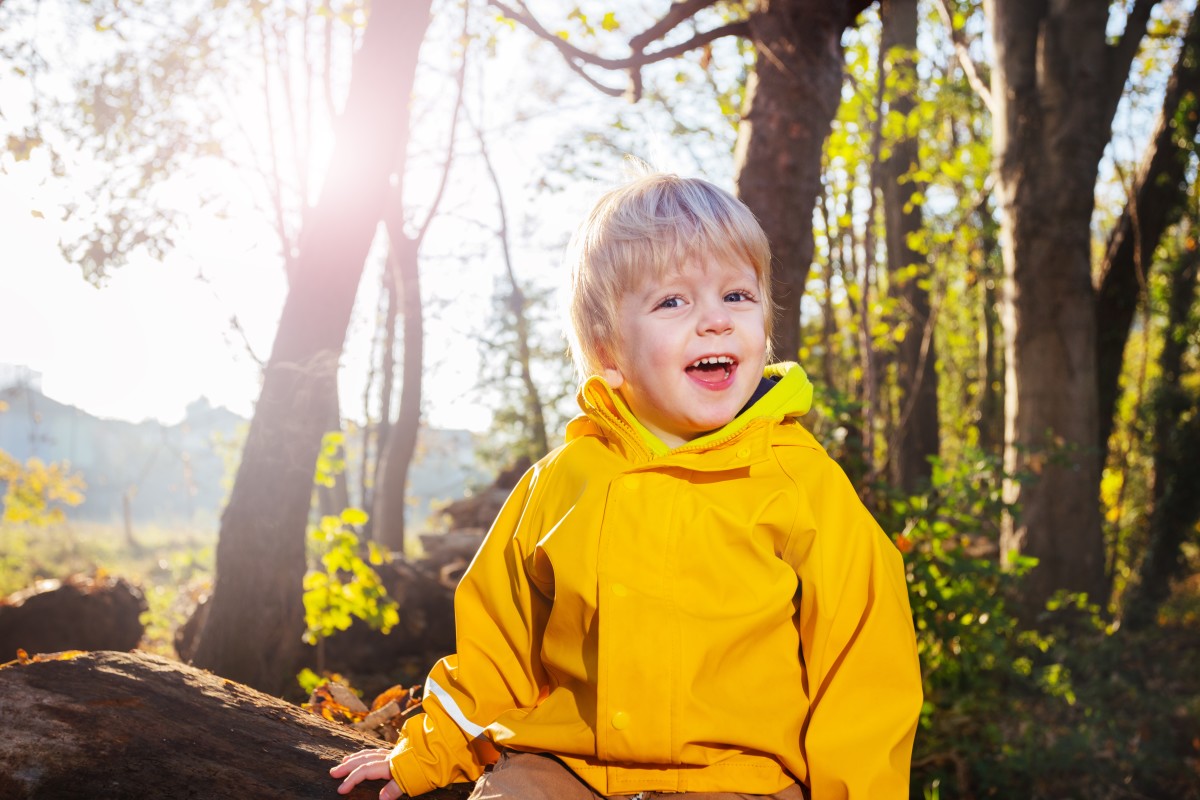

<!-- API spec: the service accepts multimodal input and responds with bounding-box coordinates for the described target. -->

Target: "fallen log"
[0,574,146,658]
[0,650,472,800]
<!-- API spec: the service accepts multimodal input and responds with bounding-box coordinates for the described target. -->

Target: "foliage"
[302,507,398,647]
[878,450,1200,798]
[304,431,397,646]
[0,452,86,526]
[0,399,86,527]
[314,430,349,490]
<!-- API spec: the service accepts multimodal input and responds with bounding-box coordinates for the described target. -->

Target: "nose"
[697,297,732,335]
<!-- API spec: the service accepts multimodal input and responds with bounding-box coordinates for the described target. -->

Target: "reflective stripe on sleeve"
[424,676,487,739]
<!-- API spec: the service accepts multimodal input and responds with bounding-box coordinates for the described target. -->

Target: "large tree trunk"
[191,1,431,694]
[734,0,872,363]
[0,650,471,800]
[880,0,938,493]
[1096,7,1200,459]
[987,0,1155,611]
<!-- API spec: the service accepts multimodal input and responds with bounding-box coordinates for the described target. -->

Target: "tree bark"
[879,0,938,493]
[987,0,1156,611]
[1096,6,1200,460]
[734,0,872,362]
[191,1,431,694]
[0,650,470,800]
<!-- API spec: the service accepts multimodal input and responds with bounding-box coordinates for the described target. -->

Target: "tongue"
[688,363,731,384]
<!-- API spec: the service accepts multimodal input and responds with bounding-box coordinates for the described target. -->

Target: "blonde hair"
[565,171,774,379]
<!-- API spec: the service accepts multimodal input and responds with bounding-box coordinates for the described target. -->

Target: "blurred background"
[1,1,1198,796]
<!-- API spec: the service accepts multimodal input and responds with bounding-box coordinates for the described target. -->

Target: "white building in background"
[0,363,43,392]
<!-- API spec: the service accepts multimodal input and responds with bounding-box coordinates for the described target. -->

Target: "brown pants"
[468,751,808,800]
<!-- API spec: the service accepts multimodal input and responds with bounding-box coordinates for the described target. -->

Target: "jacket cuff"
[389,739,437,798]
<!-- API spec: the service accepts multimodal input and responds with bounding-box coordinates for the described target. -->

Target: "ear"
[597,346,625,389]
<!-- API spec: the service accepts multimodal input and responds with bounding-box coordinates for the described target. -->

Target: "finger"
[339,760,391,794]
[380,780,404,800]
[331,748,388,776]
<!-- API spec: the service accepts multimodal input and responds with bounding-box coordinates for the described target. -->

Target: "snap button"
[623,475,640,489]
[611,583,629,597]
[611,711,630,730]
[736,447,751,459]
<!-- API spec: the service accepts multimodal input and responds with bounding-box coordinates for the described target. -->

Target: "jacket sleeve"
[388,464,551,796]
[782,451,922,800]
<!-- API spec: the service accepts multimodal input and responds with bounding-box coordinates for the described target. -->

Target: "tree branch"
[490,0,749,100]
[629,0,720,51]
[1105,0,1159,117]
[413,0,470,248]
[932,0,994,113]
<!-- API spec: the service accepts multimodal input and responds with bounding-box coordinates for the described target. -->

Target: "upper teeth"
[690,356,734,368]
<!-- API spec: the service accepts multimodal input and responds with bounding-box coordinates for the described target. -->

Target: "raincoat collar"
[567,362,814,463]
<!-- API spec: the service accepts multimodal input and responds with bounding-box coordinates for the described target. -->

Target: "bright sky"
[0,145,524,431]
[0,152,278,425]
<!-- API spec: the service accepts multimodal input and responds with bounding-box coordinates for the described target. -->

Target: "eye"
[655,295,683,310]
[724,290,756,303]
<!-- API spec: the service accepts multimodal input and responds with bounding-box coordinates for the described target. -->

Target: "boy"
[332,172,921,799]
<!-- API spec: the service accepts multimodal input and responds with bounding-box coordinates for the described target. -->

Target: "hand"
[330,747,405,799]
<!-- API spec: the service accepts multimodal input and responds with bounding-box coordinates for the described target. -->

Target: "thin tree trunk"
[1096,6,1200,460]
[977,216,1004,456]
[880,0,938,493]
[1123,240,1200,629]
[987,0,1156,611]
[315,393,350,518]
[815,193,839,393]
[191,1,431,694]
[371,2,468,553]
[363,264,399,540]
[373,235,422,554]
[477,122,549,461]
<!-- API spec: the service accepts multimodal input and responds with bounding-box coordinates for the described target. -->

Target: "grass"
[0,519,215,658]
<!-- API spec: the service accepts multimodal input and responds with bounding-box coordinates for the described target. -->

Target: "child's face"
[603,255,768,448]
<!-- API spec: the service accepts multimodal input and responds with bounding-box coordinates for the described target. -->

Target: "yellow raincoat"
[389,363,921,798]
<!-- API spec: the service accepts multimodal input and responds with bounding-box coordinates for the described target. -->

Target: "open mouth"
[686,355,736,385]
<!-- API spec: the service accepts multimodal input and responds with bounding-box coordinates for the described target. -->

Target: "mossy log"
[0,650,473,800]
